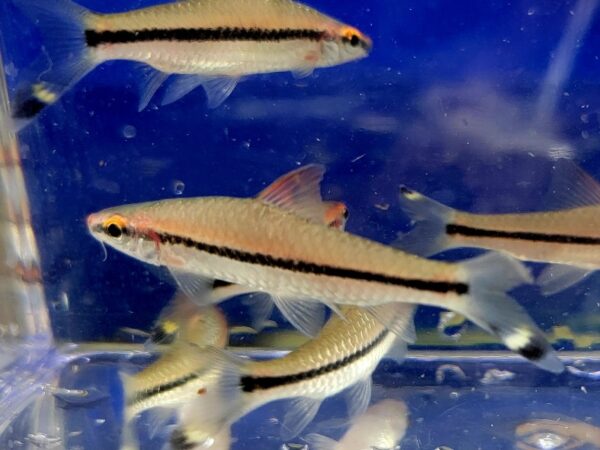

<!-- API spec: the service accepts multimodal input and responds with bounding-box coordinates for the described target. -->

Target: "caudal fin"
[11,0,95,128]
[394,186,455,256]
[459,252,563,373]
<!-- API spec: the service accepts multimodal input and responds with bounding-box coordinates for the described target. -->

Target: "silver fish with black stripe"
[11,0,371,127]
[87,165,563,373]
[167,303,414,449]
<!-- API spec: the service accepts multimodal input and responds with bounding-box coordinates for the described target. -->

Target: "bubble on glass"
[49,386,107,405]
[25,433,62,448]
[480,368,516,385]
[172,180,185,196]
[435,364,467,384]
[122,125,137,139]
[52,292,70,312]
[527,7,536,16]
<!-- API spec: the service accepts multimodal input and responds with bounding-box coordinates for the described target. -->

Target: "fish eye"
[103,215,127,240]
[350,34,360,47]
[107,223,123,239]
[342,208,349,219]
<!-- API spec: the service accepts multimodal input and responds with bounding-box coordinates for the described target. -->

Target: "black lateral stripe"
[128,373,198,406]
[446,223,600,245]
[158,232,469,295]
[240,329,389,392]
[85,27,325,47]
[212,279,234,289]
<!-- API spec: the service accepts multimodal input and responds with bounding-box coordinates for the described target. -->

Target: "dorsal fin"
[257,164,328,223]
[545,159,600,210]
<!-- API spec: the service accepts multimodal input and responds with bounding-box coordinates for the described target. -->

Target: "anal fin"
[537,264,593,296]
[135,65,169,111]
[281,397,322,441]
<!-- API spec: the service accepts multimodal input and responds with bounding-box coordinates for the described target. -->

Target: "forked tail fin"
[458,252,563,373]
[10,0,96,128]
[394,186,455,256]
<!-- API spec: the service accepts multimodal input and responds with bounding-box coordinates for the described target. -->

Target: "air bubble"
[122,125,137,139]
[172,180,185,196]
[527,7,536,15]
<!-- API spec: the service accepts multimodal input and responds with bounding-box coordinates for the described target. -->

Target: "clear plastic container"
[1,1,599,449]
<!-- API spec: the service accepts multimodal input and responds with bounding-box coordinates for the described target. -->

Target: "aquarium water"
[1,0,600,449]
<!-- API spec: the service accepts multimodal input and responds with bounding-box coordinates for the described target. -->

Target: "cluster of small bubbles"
[122,125,137,139]
[172,180,185,195]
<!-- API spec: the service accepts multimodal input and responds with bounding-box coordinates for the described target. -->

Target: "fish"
[87,164,563,373]
[151,189,350,340]
[395,160,600,296]
[120,293,232,449]
[120,340,228,450]
[304,398,409,450]
[168,303,414,449]
[120,194,350,448]
[148,292,229,347]
[11,0,372,126]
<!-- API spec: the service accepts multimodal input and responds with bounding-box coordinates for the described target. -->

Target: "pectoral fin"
[344,377,372,419]
[272,295,326,338]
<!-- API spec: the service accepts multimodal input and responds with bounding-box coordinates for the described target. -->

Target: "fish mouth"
[361,36,373,52]
[86,213,103,234]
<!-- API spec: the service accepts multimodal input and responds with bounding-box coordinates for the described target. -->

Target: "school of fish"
[9,0,591,447]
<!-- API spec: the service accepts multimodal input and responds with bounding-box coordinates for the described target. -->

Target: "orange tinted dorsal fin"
[257,164,328,224]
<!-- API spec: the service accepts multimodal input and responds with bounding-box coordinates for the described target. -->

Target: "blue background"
[1,0,600,342]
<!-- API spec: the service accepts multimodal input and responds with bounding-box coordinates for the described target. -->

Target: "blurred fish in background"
[304,398,409,450]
